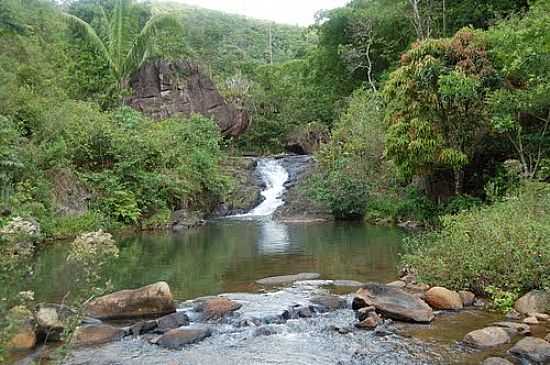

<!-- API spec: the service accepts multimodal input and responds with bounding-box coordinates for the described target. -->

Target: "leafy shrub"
[402,182,550,294]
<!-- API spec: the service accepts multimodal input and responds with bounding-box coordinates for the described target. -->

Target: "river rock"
[86,282,176,320]
[546,333,550,342]
[156,311,190,333]
[482,357,514,365]
[34,303,76,341]
[72,324,126,347]
[193,297,242,321]
[387,281,406,288]
[156,328,211,349]
[425,287,463,310]
[514,290,550,314]
[309,295,347,312]
[459,290,475,306]
[528,312,550,321]
[356,306,376,322]
[332,280,364,288]
[508,337,550,364]
[353,283,434,323]
[7,321,37,352]
[256,273,321,286]
[463,327,511,348]
[524,316,539,325]
[355,312,381,330]
[505,309,522,320]
[493,321,531,335]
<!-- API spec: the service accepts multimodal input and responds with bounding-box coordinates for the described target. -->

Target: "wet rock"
[156,328,211,349]
[508,337,550,364]
[326,325,353,335]
[524,316,539,325]
[72,324,126,347]
[170,209,205,232]
[387,281,406,288]
[481,357,514,365]
[289,305,314,319]
[129,320,158,336]
[156,311,190,333]
[309,295,347,312]
[425,287,463,310]
[86,282,176,320]
[355,306,376,322]
[459,290,475,307]
[514,290,550,314]
[194,297,242,321]
[355,312,381,330]
[256,273,321,286]
[34,303,76,341]
[463,327,511,348]
[493,321,531,335]
[353,283,434,323]
[505,309,522,320]
[7,321,37,352]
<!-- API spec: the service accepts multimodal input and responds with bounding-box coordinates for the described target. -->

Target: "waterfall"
[245,158,289,217]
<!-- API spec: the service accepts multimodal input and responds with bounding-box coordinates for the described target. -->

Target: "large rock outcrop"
[126,60,249,136]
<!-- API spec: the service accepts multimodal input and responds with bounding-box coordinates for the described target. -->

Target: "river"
[7,158,516,364]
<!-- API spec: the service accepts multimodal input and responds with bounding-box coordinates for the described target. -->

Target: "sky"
[174,0,350,26]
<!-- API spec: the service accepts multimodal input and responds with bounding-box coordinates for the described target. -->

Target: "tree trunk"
[454,168,464,195]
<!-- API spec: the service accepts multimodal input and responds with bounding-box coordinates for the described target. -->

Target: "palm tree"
[63,0,182,92]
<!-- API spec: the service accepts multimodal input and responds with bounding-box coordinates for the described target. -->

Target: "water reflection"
[256,220,290,255]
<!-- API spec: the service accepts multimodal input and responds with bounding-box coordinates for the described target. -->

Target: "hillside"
[154,1,313,78]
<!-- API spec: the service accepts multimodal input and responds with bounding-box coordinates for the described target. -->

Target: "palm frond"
[122,13,182,79]
[62,12,113,72]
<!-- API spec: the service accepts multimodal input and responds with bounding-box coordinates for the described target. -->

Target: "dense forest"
[0,0,549,361]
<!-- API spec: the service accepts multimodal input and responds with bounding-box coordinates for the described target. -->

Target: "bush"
[402,182,550,295]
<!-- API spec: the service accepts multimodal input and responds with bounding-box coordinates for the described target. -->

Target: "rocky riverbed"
[7,276,550,365]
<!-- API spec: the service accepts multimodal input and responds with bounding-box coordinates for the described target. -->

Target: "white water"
[245,158,289,217]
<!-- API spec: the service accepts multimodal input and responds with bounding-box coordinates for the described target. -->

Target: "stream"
[8,157,514,364]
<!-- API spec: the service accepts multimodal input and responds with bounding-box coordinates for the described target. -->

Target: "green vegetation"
[402,182,550,295]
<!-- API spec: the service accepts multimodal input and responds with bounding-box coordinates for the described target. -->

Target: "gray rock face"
[514,290,550,314]
[86,282,176,320]
[155,328,211,349]
[353,283,434,323]
[463,327,511,348]
[508,337,550,364]
[256,273,321,286]
[126,60,249,137]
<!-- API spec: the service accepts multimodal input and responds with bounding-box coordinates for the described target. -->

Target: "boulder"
[72,324,126,347]
[7,321,37,351]
[459,290,475,307]
[256,273,320,286]
[463,327,511,348]
[514,290,550,314]
[425,287,463,310]
[309,295,347,312]
[155,328,211,349]
[331,280,364,288]
[505,309,522,320]
[193,297,242,321]
[86,282,176,320]
[170,209,205,232]
[355,306,376,322]
[524,316,539,325]
[126,60,249,137]
[546,333,550,342]
[493,321,531,335]
[387,281,406,288]
[481,358,514,365]
[156,311,190,333]
[353,283,434,323]
[528,312,550,321]
[355,312,381,330]
[508,337,550,364]
[34,303,76,341]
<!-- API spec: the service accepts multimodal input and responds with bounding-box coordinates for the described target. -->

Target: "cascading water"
[244,158,289,217]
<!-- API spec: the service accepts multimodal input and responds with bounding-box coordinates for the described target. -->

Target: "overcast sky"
[175,0,350,25]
